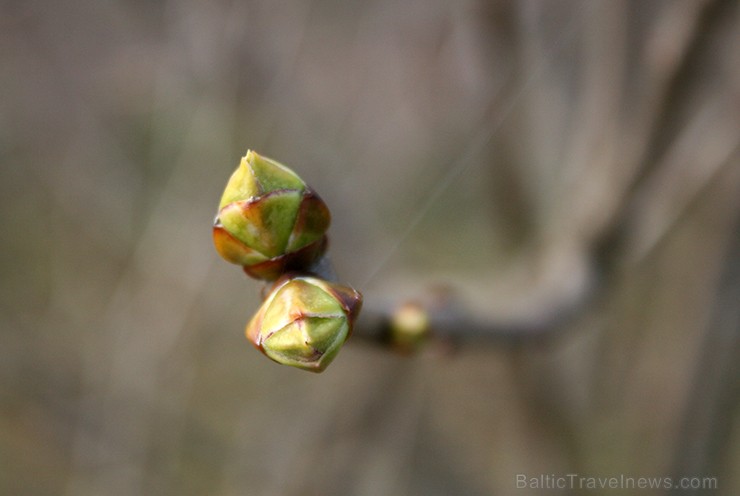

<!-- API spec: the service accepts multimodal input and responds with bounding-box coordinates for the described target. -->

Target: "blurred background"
[1,0,739,494]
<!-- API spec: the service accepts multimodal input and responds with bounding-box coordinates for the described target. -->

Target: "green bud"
[388,301,430,353]
[213,151,331,280]
[246,275,363,372]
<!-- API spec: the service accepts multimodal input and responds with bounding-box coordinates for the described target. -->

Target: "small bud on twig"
[388,301,430,353]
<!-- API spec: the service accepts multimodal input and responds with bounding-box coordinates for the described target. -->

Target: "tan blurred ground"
[1,1,739,495]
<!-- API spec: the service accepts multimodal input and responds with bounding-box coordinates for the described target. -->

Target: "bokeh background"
[1,0,739,495]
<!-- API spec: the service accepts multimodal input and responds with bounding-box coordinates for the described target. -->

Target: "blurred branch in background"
[1,0,739,495]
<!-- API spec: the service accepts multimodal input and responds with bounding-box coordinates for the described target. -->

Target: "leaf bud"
[213,151,331,280]
[246,275,362,372]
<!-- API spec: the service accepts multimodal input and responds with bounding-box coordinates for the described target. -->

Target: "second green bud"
[246,275,363,372]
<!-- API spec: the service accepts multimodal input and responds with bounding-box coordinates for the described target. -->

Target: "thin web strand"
[360,14,580,288]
